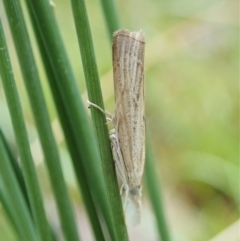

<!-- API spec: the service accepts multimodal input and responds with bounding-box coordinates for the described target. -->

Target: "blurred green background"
[0,0,239,240]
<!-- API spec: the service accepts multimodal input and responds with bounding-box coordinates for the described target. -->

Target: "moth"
[88,29,145,225]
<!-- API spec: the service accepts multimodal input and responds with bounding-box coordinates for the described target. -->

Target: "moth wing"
[113,30,145,187]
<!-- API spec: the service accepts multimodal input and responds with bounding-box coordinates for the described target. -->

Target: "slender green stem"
[24,0,122,239]
[99,0,121,39]
[145,133,171,241]
[2,1,80,241]
[0,135,38,241]
[0,20,53,241]
[0,181,20,239]
[0,130,31,212]
[71,0,129,240]
[25,1,105,239]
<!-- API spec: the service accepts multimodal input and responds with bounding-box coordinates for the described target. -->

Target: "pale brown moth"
[88,29,145,225]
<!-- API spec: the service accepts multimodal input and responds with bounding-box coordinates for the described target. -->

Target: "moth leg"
[109,130,129,194]
[123,185,130,210]
[110,131,132,211]
[87,100,113,123]
[120,185,130,210]
[120,184,124,195]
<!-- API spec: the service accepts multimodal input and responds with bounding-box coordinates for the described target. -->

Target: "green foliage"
[0,0,238,241]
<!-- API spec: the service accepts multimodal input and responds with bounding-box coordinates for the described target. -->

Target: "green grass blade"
[0,21,53,241]
[99,0,121,38]
[0,130,58,241]
[0,135,38,241]
[145,133,171,241]
[0,182,20,239]
[0,129,31,211]
[24,0,118,239]
[70,0,128,240]
[2,1,81,241]
[24,1,105,239]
